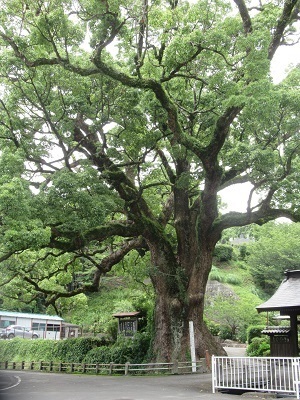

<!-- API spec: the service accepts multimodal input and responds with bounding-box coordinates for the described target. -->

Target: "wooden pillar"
[290,312,299,356]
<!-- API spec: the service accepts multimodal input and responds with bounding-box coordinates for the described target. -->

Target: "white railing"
[212,356,300,397]
[293,359,300,399]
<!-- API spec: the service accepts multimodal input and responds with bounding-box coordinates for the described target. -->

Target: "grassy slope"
[208,261,267,315]
[205,261,267,340]
[65,275,153,338]
[65,260,265,340]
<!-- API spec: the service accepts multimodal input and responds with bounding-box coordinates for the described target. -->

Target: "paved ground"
[0,368,288,400]
[223,346,247,357]
[0,347,292,400]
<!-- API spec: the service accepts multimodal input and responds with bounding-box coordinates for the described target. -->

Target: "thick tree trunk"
[151,284,226,362]
[147,163,225,362]
[151,250,226,362]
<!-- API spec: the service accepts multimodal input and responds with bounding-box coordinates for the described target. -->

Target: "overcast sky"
[221,39,300,213]
[271,42,300,84]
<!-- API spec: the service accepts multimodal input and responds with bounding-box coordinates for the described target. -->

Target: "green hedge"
[84,333,151,364]
[0,334,150,364]
[246,337,270,357]
[83,346,112,364]
[0,338,55,362]
[213,244,233,262]
[0,337,108,363]
[54,337,108,363]
[246,325,265,344]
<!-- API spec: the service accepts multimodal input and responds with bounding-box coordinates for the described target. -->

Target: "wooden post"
[205,350,211,371]
[109,362,114,375]
[172,360,179,374]
[290,312,299,356]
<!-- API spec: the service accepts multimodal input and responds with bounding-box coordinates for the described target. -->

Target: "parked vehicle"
[0,325,39,339]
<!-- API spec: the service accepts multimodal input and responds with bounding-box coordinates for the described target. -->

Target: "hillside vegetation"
[2,222,299,361]
[61,253,266,345]
[205,261,266,343]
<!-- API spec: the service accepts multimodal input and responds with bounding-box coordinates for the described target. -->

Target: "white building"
[0,310,80,339]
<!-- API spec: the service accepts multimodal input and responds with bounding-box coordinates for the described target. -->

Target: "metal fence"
[212,355,300,398]
[0,359,207,375]
[294,358,300,399]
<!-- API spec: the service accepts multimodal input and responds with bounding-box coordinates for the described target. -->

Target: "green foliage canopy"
[205,291,264,342]
[249,222,300,295]
[0,0,300,359]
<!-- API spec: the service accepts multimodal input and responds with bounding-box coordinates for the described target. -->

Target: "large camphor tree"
[0,0,300,361]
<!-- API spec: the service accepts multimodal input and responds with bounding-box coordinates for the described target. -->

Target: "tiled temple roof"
[256,270,300,313]
[261,327,291,335]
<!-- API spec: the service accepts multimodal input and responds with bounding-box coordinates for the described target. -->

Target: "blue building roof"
[0,310,63,321]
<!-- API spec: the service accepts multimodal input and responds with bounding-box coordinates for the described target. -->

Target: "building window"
[46,324,60,332]
[32,323,46,331]
[0,319,16,328]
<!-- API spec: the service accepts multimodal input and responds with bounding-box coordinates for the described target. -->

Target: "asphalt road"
[0,370,250,400]
[0,347,254,400]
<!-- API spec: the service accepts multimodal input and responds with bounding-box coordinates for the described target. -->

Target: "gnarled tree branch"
[268,0,299,59]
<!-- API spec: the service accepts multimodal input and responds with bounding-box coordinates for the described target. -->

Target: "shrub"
[0,334,150,365]
[208,266,225,282]
[239,245,250,260]
[225,274,242,285]
[83,332,151,364]
[54,337,108,363]
[219,326,234,341]
[105,319,118,341]
[111,332,151,364]
[236,328,247,344]
[20,339,56,361]
[0,338,24,361]
[0,338,57,362]
[83,346,112,364]
[0,337,108,363]
[246,337,270,357]
[213,244,233,262]
[247,326,265,344]
[234,260,247,270]
[206,320,221,337]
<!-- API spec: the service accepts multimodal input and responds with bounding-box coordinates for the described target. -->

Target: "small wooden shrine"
[113,311,140,337]
[256,269,300,357]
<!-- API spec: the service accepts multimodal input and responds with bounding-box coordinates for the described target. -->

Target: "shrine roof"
[256,270,300,313]
[113,312,140,318]
[261,327,291,335]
